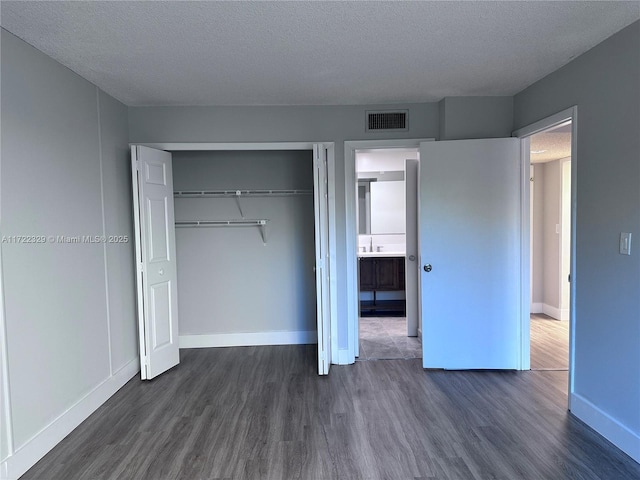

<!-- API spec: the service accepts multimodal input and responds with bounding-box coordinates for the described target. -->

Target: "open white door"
[405,159,419,337]
[131,145,180,380]
[313,144,331,375]
[420,138,521,369]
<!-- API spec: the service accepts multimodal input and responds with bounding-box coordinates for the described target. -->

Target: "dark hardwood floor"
[24,346,639,480]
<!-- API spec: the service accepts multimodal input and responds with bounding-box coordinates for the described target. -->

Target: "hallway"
[530,313,570,370]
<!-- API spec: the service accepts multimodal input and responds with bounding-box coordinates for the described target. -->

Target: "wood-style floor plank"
[22,345,639,480]
[531,314,570,370]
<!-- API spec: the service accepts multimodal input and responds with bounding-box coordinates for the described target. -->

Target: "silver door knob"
[423,264,432,272]
[159,268,164,275]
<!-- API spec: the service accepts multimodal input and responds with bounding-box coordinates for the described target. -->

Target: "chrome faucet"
[369,237,373,252]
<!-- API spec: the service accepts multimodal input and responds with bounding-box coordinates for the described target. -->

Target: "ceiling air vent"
[366,110,408,132]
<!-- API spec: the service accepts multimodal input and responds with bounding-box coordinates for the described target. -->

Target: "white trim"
[571,393,640,463]
[132,142,321,151]
[530,302,543,314]
[344,138,434,363]
[326,144,339,366]
[0,244,14,465]
[539,303,569,321]
[130,146,148,380]
[519,136,531,370]
[0,358,139,480]
[542,303,563,320]
[514,106,577,401]
[512,107,575,138]
[558,157,572,323]
[568,108,578,403]
[179,331,317,349]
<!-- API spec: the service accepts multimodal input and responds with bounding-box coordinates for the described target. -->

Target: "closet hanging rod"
[175,219,268,227]
[174,189,312,198]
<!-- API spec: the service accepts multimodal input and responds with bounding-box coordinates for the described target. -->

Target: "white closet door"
[132,145,180,380]
[419,138,521,369]
[313,144,331,375]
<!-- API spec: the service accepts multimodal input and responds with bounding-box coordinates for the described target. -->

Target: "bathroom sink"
[357,251,405,258]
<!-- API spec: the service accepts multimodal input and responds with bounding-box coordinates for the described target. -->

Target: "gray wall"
[531,160,565,314]
[172,150,316,336]
[0,29,136,464]
[129,103,440,351]
[438,96,514,140]
[515,21,640,440]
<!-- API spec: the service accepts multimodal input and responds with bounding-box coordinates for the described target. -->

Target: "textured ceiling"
[1,1,639,106]
[530,123,572,163]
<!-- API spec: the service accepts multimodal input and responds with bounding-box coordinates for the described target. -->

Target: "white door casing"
[131,145,180,380]
[405,159,419,337]
[313,144,331,375]
[419,138,521,370]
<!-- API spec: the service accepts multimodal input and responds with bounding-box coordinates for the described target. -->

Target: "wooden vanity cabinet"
[358,257,405,291]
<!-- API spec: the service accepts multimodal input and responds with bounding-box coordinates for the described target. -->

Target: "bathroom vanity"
[358,254,405,316]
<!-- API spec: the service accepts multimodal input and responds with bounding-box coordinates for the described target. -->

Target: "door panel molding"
[131,145,180,380]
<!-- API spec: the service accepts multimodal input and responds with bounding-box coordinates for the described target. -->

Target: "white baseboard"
[1,358,139,480]
[571,393,640,463]
[542,303,562,320]
[530,302,543,314]
[179,330,317,349]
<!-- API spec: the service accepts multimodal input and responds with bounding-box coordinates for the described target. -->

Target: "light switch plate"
[620,232,632,255]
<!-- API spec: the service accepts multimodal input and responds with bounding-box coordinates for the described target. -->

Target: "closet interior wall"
[172,150,316,343]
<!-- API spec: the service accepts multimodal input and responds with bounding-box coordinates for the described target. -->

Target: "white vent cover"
[366,110,408,131]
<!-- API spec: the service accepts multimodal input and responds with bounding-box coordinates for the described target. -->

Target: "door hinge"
[568,274,571,282]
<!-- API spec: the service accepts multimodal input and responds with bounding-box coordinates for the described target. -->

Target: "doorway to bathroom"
[354,147,421,360]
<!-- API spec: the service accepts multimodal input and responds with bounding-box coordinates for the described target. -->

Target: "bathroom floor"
[357,316,422,360]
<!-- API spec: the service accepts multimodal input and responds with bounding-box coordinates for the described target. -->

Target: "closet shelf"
[173,189,312,198]
[174,189,312,218]
[175,219,269,244]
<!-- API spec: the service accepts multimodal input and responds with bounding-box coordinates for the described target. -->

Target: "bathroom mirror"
[357,172,405,235]
[358,181,371,234]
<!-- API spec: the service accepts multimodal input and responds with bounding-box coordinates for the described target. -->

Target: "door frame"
[344,138,433,363]
[132,141,338,367]
[513,106,577,402]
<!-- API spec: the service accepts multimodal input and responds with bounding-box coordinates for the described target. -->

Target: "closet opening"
[172,150,317,351]
[132,142,335,378]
